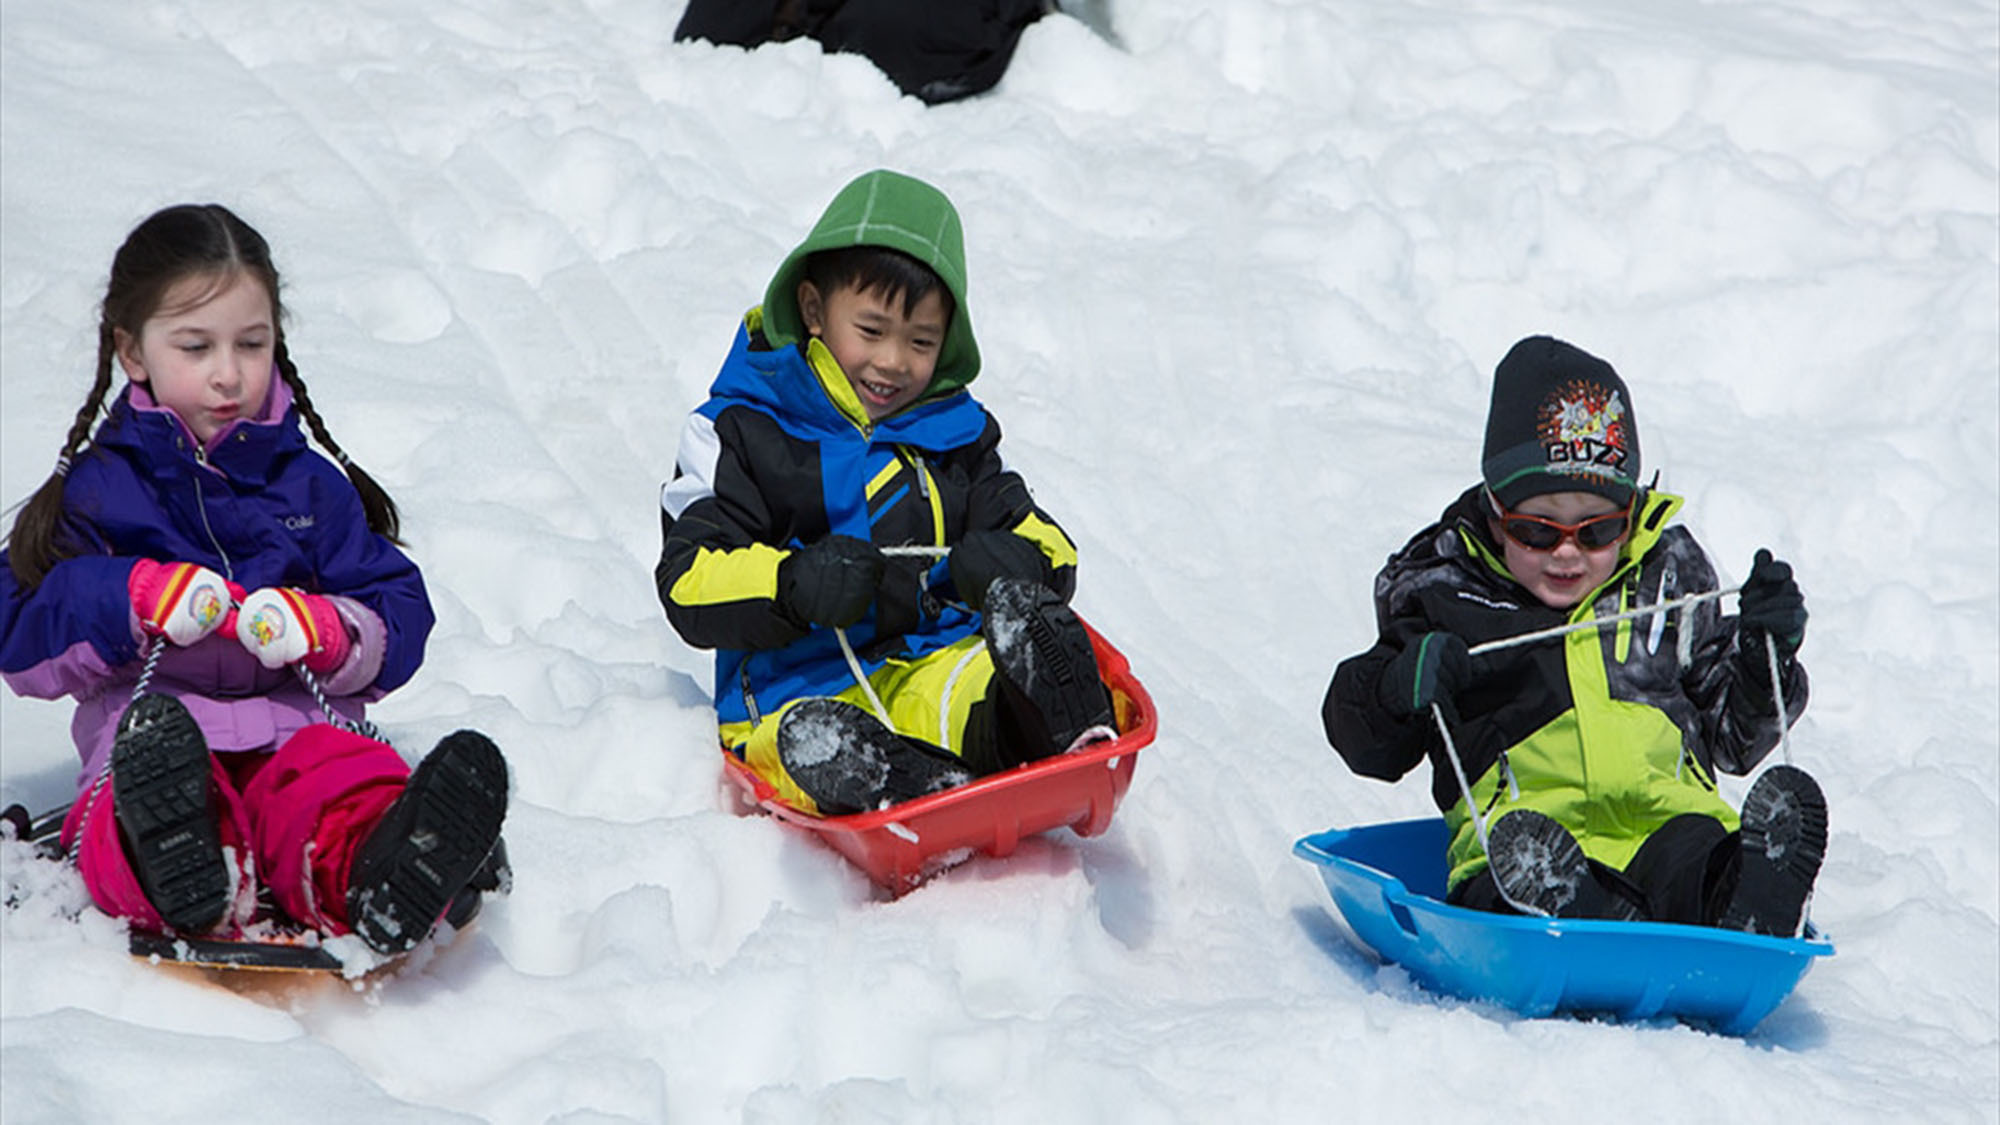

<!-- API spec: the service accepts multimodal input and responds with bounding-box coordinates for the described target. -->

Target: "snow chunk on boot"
[981,578,1114,758]
[777,699,971,817]
[1719,764,1827,937]
[1486,809,1592,919]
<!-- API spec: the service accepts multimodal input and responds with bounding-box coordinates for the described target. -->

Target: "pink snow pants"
[61,724,409,936]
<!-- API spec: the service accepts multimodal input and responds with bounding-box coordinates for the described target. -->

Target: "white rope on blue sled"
[1428,582,1796,917]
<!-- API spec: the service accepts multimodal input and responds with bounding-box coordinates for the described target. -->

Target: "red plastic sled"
[721,622,1157,894]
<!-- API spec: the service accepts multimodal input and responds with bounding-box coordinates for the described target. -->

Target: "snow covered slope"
[3,1,1995,1120]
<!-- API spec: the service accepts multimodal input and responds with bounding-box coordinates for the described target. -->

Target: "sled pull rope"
[1460,583,1791,763]
[73,638,172,856]
[134,592,381,743]
[937,641,989,752]
[131,635,166,699]
[1464,586,1737,658]
[1424,704,1560,916]
[294,663,383,742]
[835,626,895,728]
[1764,632,1792,766]
[833,545,953,730]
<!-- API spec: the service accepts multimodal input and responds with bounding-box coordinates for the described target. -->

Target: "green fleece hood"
[760,169,980,397]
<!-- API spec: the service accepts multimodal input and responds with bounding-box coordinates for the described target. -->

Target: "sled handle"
[1386,894,1420,940]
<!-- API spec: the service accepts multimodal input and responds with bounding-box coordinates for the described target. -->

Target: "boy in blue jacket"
[656,170,1114,816]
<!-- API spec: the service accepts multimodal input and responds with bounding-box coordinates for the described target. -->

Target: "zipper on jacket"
[1613,571,1639,663]
[897,446,944,546]
[1675,743,1718,791]
[188,442,235,581]
[740,662,762,727]
[901,446,930,500]
[1479,752,1521,818]
[1647,557,1674,656]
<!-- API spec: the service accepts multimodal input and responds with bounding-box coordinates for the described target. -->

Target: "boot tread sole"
[348,732,508,955]
[113,695,230,934]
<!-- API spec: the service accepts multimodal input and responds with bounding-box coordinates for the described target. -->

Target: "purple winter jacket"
[0,379,433,792]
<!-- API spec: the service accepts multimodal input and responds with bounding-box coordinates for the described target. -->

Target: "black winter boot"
[346,731,509,955]
[112,694,231,934]
[1486,810,1588,918]
[443,835,513,931]
[1485,810,1642,921]
[981,578,1114,762]
[776,699,972,817]
[1718,765,1827,937]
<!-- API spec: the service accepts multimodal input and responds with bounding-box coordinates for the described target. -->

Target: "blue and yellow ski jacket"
[654,170,1075,742]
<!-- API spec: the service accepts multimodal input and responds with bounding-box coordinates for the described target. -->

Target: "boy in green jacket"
[656,169,1113,816]
[1324,336,1827,935]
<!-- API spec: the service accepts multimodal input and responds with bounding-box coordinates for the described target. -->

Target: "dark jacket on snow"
[675,0,1051,105]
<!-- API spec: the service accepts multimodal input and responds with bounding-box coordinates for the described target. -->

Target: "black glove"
[949,529,1051,612]
[777,535,885,628]
[1738,549,1807,661]
[1377,631,1473,719]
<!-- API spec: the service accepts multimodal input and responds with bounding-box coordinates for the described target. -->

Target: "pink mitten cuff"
[235,587,353,674]
[128,560,231,647]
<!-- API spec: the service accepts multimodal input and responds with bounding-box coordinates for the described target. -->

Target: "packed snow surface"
[3,1,1996,1121]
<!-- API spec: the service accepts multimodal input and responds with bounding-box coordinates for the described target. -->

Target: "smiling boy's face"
[798,279,946,420]
[1489,490,1629,609]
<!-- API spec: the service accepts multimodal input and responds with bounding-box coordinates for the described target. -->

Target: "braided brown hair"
[6,203,402,588]
[275,339,400,543]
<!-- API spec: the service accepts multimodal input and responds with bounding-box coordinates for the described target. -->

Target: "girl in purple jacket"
[0,204,508,957]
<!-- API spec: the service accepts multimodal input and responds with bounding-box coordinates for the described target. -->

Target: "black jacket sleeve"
[1322,518,1463,784]
[1324,635,1436,783]
[1684,613,1811,776]
[936,414,1079,603]
[655,409,812,653]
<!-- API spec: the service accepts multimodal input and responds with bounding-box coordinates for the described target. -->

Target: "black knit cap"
[1480,336,1640,509]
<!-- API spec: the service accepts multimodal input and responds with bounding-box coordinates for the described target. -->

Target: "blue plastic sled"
[1295,818,1832,1035]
